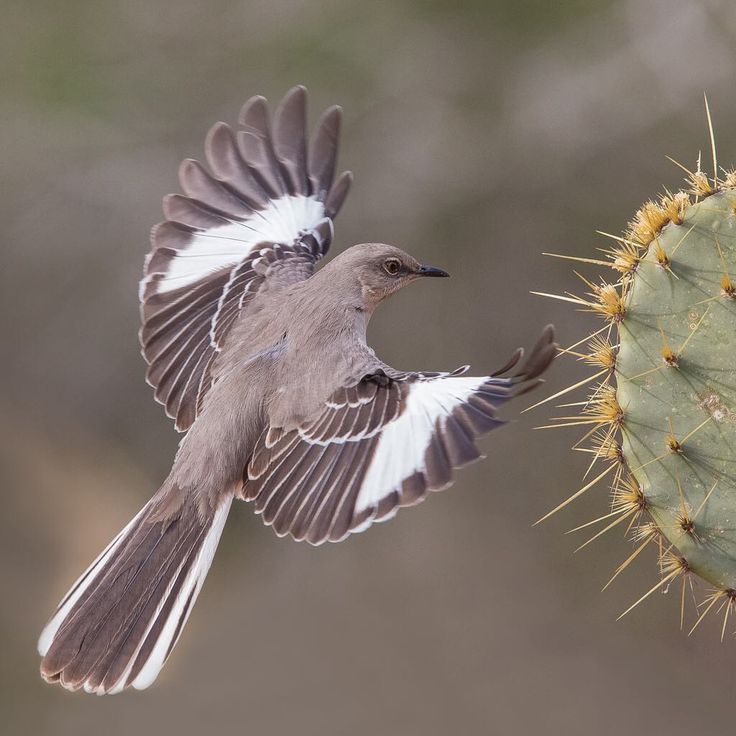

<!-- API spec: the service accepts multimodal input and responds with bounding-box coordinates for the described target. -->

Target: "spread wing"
[139,86,352,431]
[244,326,556,545]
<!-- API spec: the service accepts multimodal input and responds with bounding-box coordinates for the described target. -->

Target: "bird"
[37,86,556,695]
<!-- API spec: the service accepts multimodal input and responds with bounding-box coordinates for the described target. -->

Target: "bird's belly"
[167,351,275,505]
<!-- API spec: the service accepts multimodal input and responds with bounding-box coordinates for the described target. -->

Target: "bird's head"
[334,243,449,309]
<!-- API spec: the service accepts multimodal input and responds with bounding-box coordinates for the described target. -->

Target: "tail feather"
[38,494,231,694]
[37,506,147,660]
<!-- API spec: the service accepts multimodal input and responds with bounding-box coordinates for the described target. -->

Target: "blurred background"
[2,0,736,733]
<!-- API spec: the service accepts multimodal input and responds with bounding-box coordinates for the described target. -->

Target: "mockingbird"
[38,86,556,694]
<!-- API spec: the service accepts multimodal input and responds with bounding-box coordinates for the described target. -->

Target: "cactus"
[536,131,736,634]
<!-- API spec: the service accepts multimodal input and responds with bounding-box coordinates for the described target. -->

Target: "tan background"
[2,1,736,733]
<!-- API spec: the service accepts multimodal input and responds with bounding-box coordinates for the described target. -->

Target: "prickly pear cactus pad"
[536,162,736,635]
[619,188,736,591]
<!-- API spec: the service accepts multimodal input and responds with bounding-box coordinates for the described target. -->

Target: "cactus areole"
[540,164,736,632]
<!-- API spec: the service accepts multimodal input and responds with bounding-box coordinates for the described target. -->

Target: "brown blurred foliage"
[2,1,736,734]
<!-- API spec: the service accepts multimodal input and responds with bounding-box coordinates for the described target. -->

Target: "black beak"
[417,264,450,278]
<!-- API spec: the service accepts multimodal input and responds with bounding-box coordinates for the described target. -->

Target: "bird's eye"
[383,258,401,276]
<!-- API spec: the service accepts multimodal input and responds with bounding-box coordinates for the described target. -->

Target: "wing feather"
[140,87,352,431]
[245,327,556,544]
[272,85,309,196]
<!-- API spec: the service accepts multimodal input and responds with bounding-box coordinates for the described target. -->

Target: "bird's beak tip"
[417,264,450,278]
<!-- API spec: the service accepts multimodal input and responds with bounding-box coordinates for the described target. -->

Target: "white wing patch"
[143,195,324,296]
[355,376,486,513]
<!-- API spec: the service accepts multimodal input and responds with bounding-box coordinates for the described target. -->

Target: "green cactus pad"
[540,169,736,629]
[618,189,736,590]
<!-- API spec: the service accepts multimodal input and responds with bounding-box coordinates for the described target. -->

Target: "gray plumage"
[38,86,556,695]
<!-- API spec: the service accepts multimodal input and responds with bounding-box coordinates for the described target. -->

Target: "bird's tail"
[38,488,232,694]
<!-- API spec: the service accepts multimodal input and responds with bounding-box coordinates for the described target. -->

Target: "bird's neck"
[299,265,377,341]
